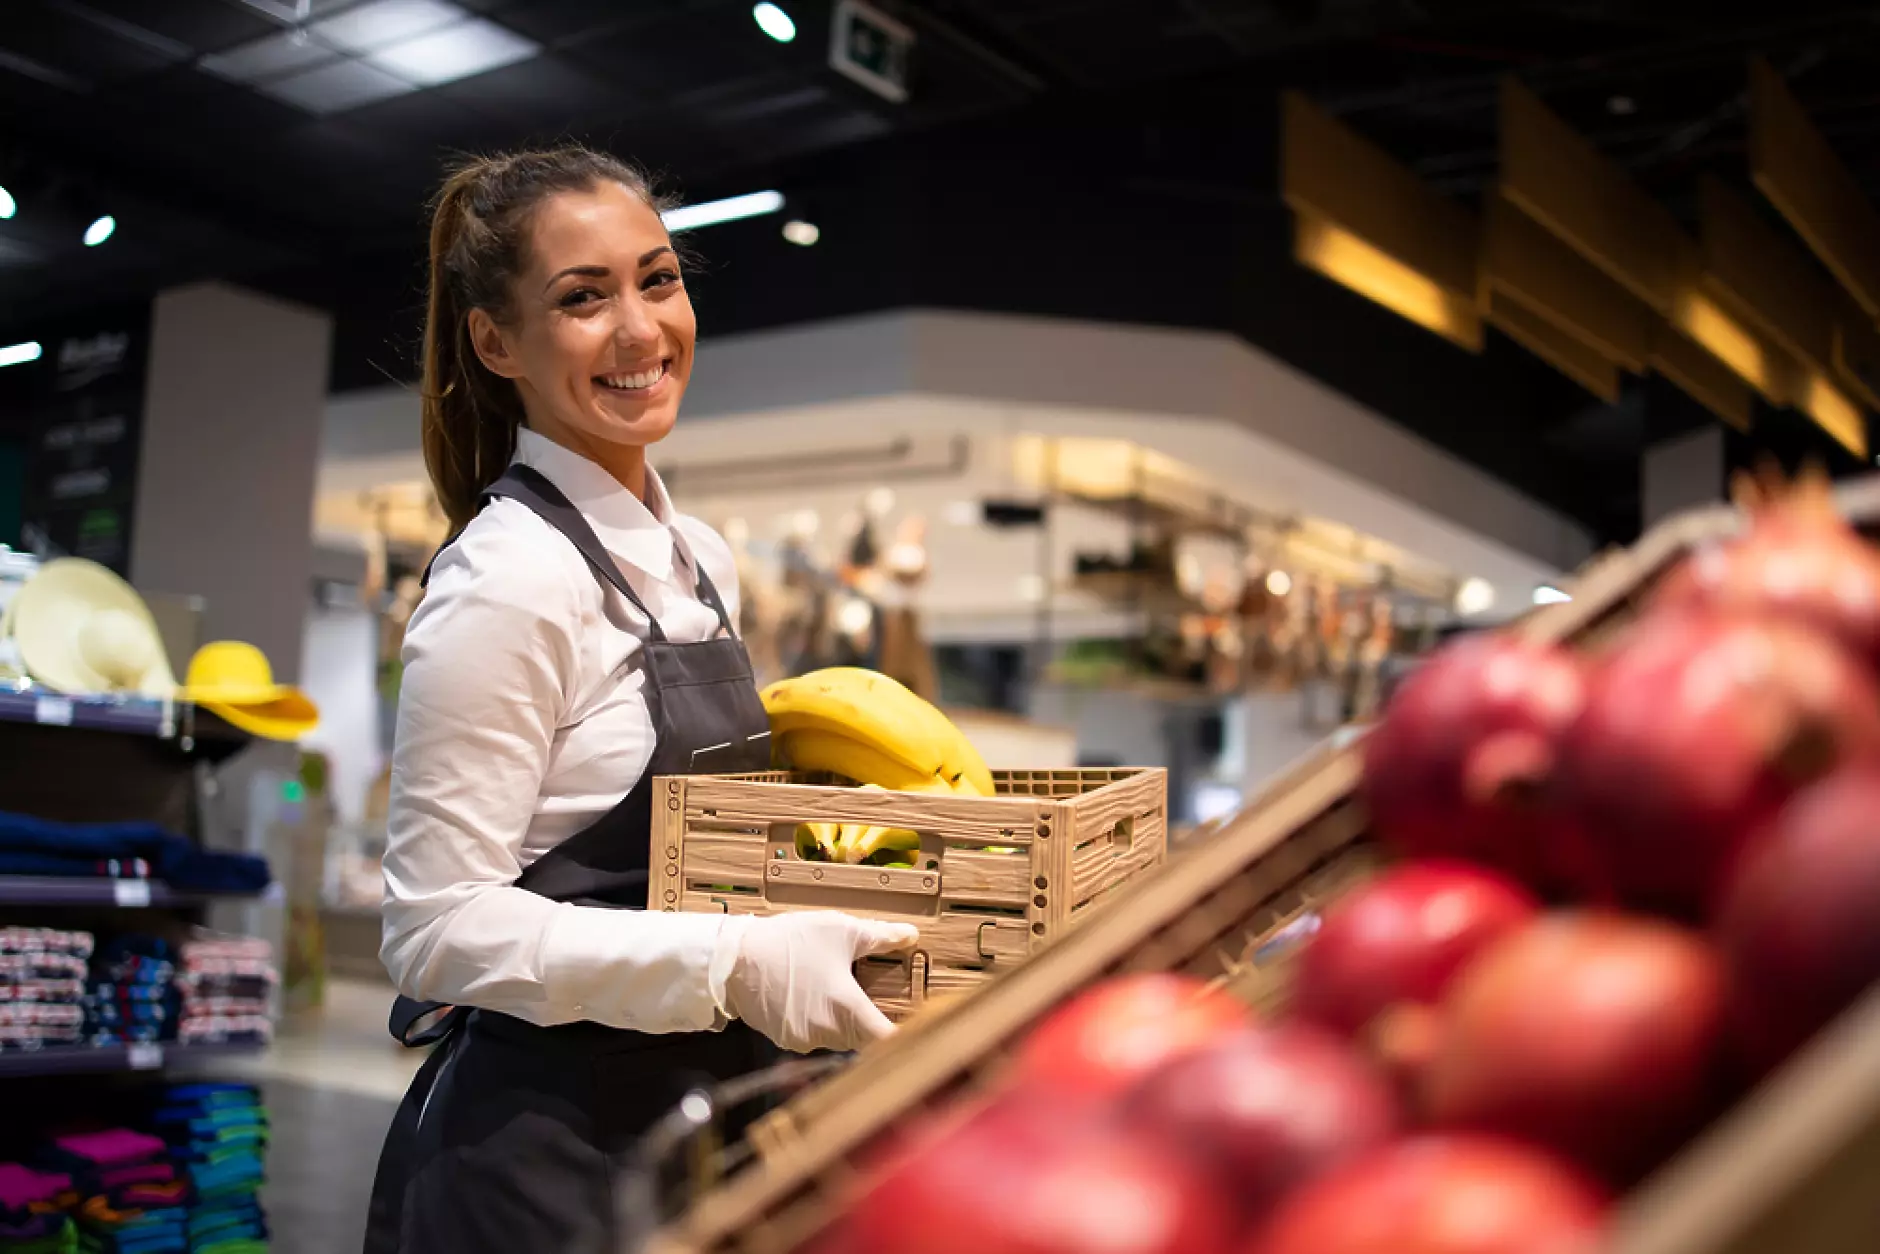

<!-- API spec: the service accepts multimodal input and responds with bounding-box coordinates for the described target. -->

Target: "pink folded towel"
[0,1163,71,1209]
[52,1128,167,1166]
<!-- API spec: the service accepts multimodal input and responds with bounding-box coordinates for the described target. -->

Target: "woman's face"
[469,180,695,462]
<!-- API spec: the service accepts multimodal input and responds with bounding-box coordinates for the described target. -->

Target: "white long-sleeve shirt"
[379,427,739,1033]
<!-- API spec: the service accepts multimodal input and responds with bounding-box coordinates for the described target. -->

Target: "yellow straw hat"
[177,641,319,741]
[9,558,179,697]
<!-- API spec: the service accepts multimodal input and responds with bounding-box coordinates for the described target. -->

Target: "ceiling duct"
[1281,91,1482,352]
[1749,57,1880,322]
[1482,195,1654,375]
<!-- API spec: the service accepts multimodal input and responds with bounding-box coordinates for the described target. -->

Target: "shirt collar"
[512,427,677,582]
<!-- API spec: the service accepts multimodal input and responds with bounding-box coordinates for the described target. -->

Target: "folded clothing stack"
[0,930,94,1053]
[41,1132,188,1254]
[0,814,269,894]
[173,937,273,1049]
[83,940,177,1047]
[151,1085,268,1254]
[0,1164,78,1254]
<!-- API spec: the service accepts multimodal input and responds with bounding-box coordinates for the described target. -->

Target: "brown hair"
[420,145,672,531]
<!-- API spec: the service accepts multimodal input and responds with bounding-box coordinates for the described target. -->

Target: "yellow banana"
[762,668,996,797]
[816,667,997,797]
[853,825,921,863]
[794,822,841,861]
[777,728,953,793]
[762,670,946,781]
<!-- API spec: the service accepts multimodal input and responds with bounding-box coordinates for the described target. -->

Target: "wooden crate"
[646,476,1880,1254]
[650,767,1168,1020]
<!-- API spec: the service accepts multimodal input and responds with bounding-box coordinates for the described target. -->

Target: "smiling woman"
[365,145,913,1254]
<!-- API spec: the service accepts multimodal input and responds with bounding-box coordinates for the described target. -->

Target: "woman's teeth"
[598,364,665,391]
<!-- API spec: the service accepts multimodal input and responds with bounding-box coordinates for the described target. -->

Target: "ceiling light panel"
[199,30,341,85]
[367,19,540,86]
[258,57,416,114]
[307,0,465,54]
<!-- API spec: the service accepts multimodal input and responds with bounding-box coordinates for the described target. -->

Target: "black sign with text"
[6,309,152,575]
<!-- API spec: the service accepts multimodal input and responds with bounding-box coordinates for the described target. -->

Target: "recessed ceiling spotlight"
[83,215,116,247]
[782,219,820,246]
[0,185,14,220]
[752,3,796,43]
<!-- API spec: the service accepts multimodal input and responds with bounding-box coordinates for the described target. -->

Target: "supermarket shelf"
[0,877,279,908]
[0,689,251,760]
[0,1040,266,1079]
[0,689,175,736]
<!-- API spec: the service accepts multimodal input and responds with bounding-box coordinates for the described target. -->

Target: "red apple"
[1120,1025,1400,1226]
[1248,1135,1608,1254]
[1006,973,1253,1101]
[1293,860,1539,1040]
[833,1094,1237,1254]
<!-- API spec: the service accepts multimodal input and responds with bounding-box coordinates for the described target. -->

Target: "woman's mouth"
[595,360,669,392]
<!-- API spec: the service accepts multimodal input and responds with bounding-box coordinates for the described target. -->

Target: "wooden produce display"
[650,767,1167,1020]
[647,476,1880,1254]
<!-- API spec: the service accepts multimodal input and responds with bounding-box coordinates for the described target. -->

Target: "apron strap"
[388,995,467,1048]
[422,461,741,643]
[689,561,738,642]
[486,464,670,644]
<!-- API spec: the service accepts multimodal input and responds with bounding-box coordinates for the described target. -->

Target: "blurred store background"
[1,2,1878,1253]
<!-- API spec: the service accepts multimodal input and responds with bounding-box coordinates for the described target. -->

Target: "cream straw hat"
[9,558,179,697]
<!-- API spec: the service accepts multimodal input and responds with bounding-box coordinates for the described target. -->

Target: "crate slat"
[678,832,768,887]
[937,849,1031,908]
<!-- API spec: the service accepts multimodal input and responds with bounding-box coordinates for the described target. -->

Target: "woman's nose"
[612,297,659,346]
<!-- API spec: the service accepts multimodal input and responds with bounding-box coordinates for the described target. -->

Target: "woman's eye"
[559,287,603,308]
[642,268,682,291]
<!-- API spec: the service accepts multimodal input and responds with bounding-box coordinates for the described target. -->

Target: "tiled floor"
[223,979,421,1254]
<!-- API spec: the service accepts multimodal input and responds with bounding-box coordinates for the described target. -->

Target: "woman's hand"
[713,912,920,1053]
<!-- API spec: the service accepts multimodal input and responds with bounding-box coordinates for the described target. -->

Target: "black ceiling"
[4,0,1880,547]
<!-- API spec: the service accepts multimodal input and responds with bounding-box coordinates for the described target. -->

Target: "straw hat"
[9,558,179,697]
[177,641,319,742]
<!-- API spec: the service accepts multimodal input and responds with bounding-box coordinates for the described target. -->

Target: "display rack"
[0,877,277,909]
[0,690,175,736]
[1022,435,1461,604]
[0,687,251,758]
[0,680,269,1080]
[0,1041,267,1080]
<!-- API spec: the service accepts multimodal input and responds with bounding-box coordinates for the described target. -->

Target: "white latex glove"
[709,912,920,1054]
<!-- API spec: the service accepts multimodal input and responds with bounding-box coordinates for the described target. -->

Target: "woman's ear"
[467,308,523,380]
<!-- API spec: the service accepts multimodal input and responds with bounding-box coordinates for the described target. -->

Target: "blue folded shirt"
[0,814,269,894]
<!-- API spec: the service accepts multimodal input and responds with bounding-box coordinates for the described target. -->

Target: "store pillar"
[129,282,332,954]
[130,282,331,678]
[1641,425,1725,528]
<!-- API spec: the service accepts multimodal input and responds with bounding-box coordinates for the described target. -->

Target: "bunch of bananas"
[761,667,996,867]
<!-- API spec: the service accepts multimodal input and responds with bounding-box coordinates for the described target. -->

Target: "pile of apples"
[805,469,1880,1254]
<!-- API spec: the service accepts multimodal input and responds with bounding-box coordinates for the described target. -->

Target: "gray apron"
[363,464,776,1254]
